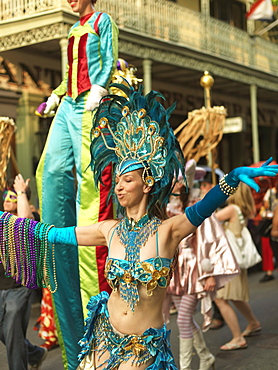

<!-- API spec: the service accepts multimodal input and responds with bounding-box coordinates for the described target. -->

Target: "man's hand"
[85,84,108,111]
[43,93,60,116]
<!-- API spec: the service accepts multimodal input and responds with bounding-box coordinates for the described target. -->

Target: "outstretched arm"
[0,212,107,290]
[0,211,106,247]
[48,221,111,246]
[186,158,278,227]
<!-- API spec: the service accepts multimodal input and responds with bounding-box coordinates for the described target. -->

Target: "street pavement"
[1,269,278,369]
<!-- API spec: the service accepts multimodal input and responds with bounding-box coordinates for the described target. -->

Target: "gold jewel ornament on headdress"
[90,83,186,215]
[93,104,167,187]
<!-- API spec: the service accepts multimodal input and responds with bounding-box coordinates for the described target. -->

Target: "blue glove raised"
[48,226,78,246]
[226,157,278,192]
[186,157,278,227]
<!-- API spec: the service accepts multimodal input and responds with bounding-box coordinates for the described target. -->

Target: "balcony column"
[142,59,152,95]
[59,38,68,78]
[200,0,210,16]
[200,0,210,50]
[250,84,260,163]
[246,1,255,35]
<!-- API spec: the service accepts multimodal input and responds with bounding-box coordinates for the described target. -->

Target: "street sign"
[223,116,244,134]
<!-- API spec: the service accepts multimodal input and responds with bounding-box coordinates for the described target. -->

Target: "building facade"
[1,0,278,201]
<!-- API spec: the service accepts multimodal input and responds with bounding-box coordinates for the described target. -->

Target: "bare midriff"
[107,284,166,335]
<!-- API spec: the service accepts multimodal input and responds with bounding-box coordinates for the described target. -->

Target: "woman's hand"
[204,276,216,292]
[13,174,34,219]
[13,174,29,194]
[228,157,278,192]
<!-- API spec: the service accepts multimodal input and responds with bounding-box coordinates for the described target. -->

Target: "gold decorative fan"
[0,117,16,191]
[174,105,227,163]
[174,72,227,185]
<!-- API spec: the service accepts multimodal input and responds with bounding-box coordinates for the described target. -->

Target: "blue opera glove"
[185,185,228,227]
[47,226,78,246]
[0,211,3,217]
[226,157,278,192]
[186,157,278,227]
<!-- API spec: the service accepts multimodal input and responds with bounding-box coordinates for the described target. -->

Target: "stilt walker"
[35,1,118,368]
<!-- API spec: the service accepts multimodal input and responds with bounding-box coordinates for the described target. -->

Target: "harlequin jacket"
[53,11,118,99]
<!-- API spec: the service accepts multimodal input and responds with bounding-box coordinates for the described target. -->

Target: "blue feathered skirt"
[77,291,178,369]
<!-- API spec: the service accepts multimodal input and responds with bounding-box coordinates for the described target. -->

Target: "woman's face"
[115,170,151,209]
[3,191,17,214]
[200,181,214,197]
[67,0,94,16]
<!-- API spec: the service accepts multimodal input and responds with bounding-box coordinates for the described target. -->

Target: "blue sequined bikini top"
[105,216,174,311]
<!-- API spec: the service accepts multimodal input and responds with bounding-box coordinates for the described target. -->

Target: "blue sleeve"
[185,169,242,227]
[185,185,229,227]
[47,226,78,246]
[92,14,119,88]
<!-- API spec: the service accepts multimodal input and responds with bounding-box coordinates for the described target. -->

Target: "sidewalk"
[168,269,278,370]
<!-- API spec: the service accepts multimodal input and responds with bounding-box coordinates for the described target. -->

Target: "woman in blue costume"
[1,84,278,369]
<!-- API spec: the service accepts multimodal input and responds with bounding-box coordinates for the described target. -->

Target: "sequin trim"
[78,291,178,370]
[107,216,163,311]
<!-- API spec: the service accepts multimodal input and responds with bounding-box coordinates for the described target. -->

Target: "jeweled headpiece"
[90,83,186,216]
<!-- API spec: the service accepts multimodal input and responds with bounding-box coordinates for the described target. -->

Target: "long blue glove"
[48,226,78,246]
[224,157,278,191]
[186,157,278,227]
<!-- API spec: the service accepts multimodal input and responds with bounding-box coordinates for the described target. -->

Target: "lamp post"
[200,71,217,185]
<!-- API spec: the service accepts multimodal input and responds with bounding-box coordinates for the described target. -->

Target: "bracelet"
[219,174,239,196]
[17,191,26,196]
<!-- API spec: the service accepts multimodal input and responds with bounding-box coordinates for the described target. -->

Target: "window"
[210,0,247,31]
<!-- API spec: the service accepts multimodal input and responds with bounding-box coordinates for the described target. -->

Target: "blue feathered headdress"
[90,83,186,216]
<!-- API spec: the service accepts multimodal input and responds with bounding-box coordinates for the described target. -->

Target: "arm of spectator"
[215,204,236,223]
[204,276,216,292]
[13,174,34,219]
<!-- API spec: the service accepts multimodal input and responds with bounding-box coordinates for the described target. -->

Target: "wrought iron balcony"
[1,0,278,76]
[0,0,70,20]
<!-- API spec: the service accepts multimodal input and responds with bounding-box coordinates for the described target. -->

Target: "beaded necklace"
[116,214,161,261]
[0,212,56,292]
[115,214,162,310]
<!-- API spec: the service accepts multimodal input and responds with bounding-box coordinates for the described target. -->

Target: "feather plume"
[90,83,186,216]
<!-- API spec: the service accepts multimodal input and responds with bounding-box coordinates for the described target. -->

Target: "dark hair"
[179,184,189,209]
[153,202,168,220]
[201,172,220,185]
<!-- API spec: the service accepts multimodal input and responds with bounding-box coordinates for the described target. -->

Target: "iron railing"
[1,0,278,75]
